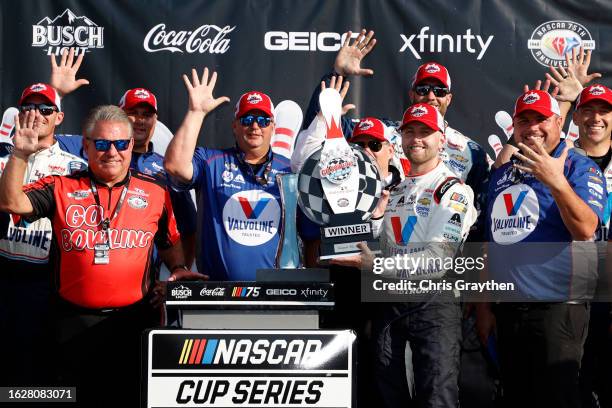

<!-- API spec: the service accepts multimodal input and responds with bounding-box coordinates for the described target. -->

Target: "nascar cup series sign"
[144,330,355,407]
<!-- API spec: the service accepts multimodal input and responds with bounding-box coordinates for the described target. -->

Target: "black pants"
[51,298,162,408]
[494,302,590,408]
[371,300,462,408]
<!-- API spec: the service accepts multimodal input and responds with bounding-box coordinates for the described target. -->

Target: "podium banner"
[143,329,356,407]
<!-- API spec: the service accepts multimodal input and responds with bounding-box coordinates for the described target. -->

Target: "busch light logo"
[171,285,192,299]
[246,93,263,104]
[424,63,441,73]
[143,23,235,54]
[358,119,374,131]
[528,21,595,67]
[410,106,427,117]
[523,92,540,104]
[134,89,151,99]
[30,84,47,92]
[32,9,104,55]
[590,85,605,96]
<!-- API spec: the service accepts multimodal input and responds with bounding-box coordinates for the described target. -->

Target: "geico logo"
[266,288,297,296]
[213,339,322,365]
[264,31,359,51]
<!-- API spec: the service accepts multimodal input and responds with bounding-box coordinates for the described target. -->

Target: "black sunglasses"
[239,115,272,128]
[19,103,58,116]
[89,139,131,152]
[354,140,385,152]
[413,84,450,97]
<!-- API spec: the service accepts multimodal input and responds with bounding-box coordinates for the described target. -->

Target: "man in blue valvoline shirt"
[480,89,606,408]
[164,68,291,281]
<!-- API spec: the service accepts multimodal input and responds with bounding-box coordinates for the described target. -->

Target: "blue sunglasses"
[90,139,131,152]
[239,115,272,128]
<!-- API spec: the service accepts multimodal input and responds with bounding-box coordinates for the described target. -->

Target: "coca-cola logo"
[199,286,226,297]
[143,23,235,54]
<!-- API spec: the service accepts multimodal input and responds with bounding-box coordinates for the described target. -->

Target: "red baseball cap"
[18,83,62,111]
[234,91,274,119]
[118,88,158,112]
[576,84,612,109]
[513,90,560,118]
[349,117,387,142]
[400,103,445,133]
[412,62,451,90]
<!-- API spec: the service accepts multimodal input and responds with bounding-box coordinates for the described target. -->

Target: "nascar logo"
[178,338,322,365]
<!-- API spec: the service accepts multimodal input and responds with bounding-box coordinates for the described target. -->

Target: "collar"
[87,168,131,188]
[30,141,60,158]
[235,145,274,166]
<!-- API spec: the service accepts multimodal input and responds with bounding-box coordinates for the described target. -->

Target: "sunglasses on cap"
[413,84,450,97]
[88,139,131,152]
[353,140,385,152]
[19,103,58,116]
[239,115,272,128]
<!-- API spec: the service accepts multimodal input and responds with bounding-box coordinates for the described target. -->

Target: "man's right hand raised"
[333,29,377,77]
[13,111,49,159]
[182,68,230,115]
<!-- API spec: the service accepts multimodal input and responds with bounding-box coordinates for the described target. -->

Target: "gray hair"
[82,105,133,139]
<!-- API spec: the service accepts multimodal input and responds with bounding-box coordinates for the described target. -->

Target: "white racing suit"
[0,141,86,386]
[370,161,477,408]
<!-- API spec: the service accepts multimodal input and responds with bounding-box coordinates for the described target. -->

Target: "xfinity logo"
[143,23,235,54]
[264,31,359,51]
[400,26,493,60]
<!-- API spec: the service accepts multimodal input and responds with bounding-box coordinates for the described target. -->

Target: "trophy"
[297,88,383,260]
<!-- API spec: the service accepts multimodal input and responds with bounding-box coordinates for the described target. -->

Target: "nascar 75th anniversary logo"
[145,330,354,407]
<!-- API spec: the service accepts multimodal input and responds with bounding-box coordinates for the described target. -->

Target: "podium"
[143,272,355,407]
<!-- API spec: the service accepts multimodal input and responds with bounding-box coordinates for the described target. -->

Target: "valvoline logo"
[223,190,280,246]
[503,190,528,216]
[491,185,539,244]
[390,216,417,244]
[238,197,270,219]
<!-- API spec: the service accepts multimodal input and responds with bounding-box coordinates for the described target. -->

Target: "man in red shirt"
[0,104,202,407]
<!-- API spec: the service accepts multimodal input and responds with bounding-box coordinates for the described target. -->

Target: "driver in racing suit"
[335,103,477,407]
[0,83,86,386]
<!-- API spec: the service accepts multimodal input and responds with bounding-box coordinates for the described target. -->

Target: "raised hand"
[13,111,50,158]
[565,46,601,86]
[50,48,90,97]
[182,67,230,115]
[513,141,568,189]
[321,75,355,115]
[545,64,583,103]
[333,29,377,77]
